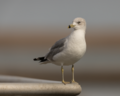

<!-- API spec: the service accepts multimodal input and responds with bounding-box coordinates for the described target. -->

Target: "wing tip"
[33,58,38,61]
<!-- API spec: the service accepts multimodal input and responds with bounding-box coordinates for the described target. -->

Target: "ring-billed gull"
[34,17,87,84]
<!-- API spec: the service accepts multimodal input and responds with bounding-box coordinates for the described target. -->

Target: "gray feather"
[46,38,66,61]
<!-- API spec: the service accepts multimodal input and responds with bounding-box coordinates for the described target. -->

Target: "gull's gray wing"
[46,38,66,61]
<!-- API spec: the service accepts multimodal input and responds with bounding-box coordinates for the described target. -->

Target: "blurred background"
[0,0,120,96]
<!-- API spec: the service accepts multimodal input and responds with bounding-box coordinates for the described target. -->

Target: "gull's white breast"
[53,29,86,66]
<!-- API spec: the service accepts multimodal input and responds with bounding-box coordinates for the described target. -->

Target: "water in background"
[79,82,120,96]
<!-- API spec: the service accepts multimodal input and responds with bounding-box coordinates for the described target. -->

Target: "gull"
[34,17,87,84]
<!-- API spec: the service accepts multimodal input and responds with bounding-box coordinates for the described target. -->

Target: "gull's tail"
[33,57,48,63]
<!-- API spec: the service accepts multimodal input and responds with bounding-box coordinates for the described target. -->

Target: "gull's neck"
[66,28,86,53]
[70,29,86,39]
[66,29,86,47]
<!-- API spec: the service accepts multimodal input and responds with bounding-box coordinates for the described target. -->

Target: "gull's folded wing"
[46,38,66,61]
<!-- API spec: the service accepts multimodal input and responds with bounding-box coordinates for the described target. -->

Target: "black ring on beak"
[68,25,71,28]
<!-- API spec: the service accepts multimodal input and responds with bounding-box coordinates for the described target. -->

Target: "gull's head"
[68,17,86,30]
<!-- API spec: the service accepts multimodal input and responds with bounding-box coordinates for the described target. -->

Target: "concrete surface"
[0,75,81,96]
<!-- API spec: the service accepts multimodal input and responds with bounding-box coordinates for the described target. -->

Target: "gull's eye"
[77,21,81,24]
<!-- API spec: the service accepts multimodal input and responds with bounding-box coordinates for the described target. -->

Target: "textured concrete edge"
[0,83,81,95]
[0,75,60,83]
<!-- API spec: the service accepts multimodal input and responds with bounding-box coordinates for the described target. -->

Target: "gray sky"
[0,0,120,26]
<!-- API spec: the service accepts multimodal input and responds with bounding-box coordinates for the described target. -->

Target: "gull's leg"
[71,65,77,83]
[61,65,70,84]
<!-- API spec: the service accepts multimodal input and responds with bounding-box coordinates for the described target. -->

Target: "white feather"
[53,29,86,66]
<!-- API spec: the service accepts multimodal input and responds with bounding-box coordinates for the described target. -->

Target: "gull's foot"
[71,80,78,84]
[62,80,70,85]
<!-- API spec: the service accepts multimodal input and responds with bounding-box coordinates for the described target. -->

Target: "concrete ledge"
[0,75,60,83]
[0,76,81,95]
[0,83,81,96]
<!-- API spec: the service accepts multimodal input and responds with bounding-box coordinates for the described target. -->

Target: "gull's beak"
[68,24,75,28]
